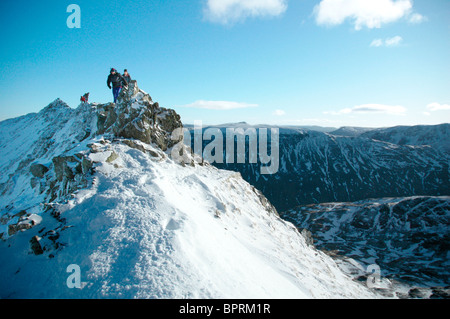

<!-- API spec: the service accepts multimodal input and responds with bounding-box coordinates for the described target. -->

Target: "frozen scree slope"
[0,82,377,298]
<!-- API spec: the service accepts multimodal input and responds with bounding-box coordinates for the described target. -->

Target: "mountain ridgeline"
[190,124,450,212]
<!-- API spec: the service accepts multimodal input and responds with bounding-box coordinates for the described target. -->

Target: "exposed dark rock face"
[96,80,183,151]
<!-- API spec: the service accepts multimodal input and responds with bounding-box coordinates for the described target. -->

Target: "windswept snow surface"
[0,100,377,299]
[0,142,378,298]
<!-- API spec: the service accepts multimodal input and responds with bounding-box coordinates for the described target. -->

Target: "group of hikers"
[107,68,132,103]
[80,68,132,104]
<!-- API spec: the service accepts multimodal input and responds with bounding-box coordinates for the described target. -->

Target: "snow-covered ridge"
[360,124,450,154]
[0,83,379,298]
[0,81,182,229]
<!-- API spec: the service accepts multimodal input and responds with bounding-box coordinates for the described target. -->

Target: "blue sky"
[0,0,449,127]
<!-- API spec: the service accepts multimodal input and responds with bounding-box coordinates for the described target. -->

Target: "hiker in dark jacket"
[107,68,128,103]
[123,69,131,84]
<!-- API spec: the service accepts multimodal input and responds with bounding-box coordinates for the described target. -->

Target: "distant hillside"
[282,196,450,298]
[203,125,449,212]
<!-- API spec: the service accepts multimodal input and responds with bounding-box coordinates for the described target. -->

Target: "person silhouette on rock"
[107,68,128,103]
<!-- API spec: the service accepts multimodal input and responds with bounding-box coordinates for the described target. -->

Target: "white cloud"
[426,102,450,112]
[409,13,426,24]
[370,39,384,47]
[371,36,403,47]
[273,109,286,116]
[203,0,287,24]
[325,104,407,115]
[314,0,414,30]
[178,100,258,110]
[352,104,407,114]
[385,35,403,46]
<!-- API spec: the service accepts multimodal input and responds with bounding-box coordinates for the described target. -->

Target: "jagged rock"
[97,80,183,151]
[157,108,182,134]
[97,103,117,135]
[120,80,152,105]
[430,287,450,299]
[120,139,160,158]
[52,154,93,182]
[13,210,27,218]
[8,222,32,236]
[114,111,153,144]
[106,151,119,163]
[251,185,279,217]
[81,157,93,174]
[30,164,49,178]
[30,236,44,255]
[48,153,93,202]
[301,229,314,246]
[52,156,77,181]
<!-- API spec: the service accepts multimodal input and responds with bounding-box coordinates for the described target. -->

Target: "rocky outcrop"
[0,79,186,261]
[39,79,183,205]
[31,79,182,207]
[96,80,183,151]
[30,164,49,178]
[30,236,44,255]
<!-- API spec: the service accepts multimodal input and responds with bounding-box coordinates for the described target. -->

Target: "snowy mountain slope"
[0,83,379,298]
[0,100,98,216]
[330,126,375,137]
[282,196,450,298]
[329,124,450,154]
[212,129,449,212]
[360,124,450,154]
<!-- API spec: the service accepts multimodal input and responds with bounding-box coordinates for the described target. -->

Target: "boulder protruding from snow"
[30,236,44,255]
[96,80,183,151]
[30,163,49,178]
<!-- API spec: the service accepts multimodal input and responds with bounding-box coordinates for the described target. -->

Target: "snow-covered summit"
[0,83,379,298]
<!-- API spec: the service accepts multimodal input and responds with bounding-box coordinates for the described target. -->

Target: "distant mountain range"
[189,123,449,212]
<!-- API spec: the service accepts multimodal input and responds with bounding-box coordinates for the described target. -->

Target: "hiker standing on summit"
[123,69,131,84]
[107,68,128,103]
